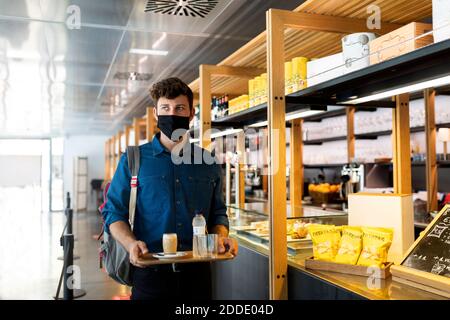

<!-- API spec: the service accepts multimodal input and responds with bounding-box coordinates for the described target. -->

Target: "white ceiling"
[0,0,303,137]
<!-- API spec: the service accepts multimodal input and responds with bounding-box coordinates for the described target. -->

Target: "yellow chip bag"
[308,224,341,261]
[357,227,394,268]
[334,226,363,265]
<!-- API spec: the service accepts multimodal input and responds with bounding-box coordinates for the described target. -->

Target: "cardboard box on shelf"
[307,52,345,87]
[433,0,450,43]
[369,22,433,65]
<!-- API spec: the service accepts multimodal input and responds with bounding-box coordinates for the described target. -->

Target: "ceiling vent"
[113,72,152,81]
[145,0,218,18]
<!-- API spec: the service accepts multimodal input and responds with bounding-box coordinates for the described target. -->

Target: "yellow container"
[292,56,308,91]
[248,79,255,108]
[260,73,267,104]
[254,76,262,106]
[285,61,293,95]
[242,95,249,110]
[229,98,235,114]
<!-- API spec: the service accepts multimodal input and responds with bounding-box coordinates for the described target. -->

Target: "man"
[102,77,238,300]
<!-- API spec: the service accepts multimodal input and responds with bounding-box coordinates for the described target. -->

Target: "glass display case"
[227,206,348,257]
[223,206,443,300]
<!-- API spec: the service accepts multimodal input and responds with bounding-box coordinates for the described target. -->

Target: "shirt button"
[177,223,183,227]
[176,179,180,183]
[176,200,180,205]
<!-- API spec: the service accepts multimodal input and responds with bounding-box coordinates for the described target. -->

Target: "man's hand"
[218,236,238,256]
[128,240,149,268]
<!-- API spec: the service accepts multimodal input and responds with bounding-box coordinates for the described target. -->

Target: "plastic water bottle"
[192,210,206,258]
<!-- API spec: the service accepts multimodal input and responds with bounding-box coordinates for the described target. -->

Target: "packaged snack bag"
[357,227,394,268]
[334,226,363,265]
[308,224,341,261]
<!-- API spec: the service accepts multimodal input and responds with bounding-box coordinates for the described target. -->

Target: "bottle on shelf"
[192,210,207,258]
[219,95,224,118]
[193,104,200,128]
[211,96,217,121]
[224,94,229,116]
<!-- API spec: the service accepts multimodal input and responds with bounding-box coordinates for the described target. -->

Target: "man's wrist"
[125,238,138,252]
[210,224,229,237]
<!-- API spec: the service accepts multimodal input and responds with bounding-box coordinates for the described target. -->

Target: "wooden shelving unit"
[302,122,450,145]
[303,135,348,145]
[189,0,435,299]
[186,0,439,300]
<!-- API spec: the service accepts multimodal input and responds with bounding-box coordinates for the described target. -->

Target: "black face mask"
[157,115,190,141]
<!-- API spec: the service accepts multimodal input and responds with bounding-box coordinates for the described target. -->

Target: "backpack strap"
[127,146,140,231]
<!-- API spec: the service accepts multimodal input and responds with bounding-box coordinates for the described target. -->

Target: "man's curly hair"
[150,77,194,110]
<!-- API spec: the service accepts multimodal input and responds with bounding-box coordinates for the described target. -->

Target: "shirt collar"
[152,132,194,157]
[152,132,166,156]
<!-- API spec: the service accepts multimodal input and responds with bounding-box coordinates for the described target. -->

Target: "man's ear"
[153,106,158,121]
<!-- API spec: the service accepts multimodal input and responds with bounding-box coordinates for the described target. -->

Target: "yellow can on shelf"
[285,61,293,95]
[241,94,249,110]
[254,76,262,106]
[292,56,308,91]
[248,79,255,108]
[260,73,268,104]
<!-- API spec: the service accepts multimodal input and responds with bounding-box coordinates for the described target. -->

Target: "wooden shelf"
[198,121,450,147]
[304,163,346,168]
[302,108,346,122]
[354,123,450,140]
[193,38,450,129]
[213,103,269,126]
[287,39,450,109]
[189,1,430,102]
[210,105,377,128]
[304,161,450,168]
[303,136,347,145]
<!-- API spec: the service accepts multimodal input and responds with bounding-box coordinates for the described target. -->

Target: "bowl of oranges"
[308,183,340,204]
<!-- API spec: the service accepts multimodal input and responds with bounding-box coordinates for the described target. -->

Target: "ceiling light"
[248,121,268,128]
[285,110,325,121]
[139,56,148,64]
[342,75,450,104]
[210,129,243,139]
[53,55,65,62]
[129,48,168,56]
[7,50,41,60]
[248,110,325,128]
[152,32,167,49]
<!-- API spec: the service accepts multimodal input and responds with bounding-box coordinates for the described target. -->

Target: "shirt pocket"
[186,176,216,217]
[137,174,170,217]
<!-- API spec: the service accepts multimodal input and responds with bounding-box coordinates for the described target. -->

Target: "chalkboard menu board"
[401,207,450,278]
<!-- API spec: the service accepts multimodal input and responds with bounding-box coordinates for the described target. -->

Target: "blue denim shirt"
[102,133,229,253]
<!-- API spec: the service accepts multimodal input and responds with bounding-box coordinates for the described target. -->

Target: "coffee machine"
[340,163,364,209]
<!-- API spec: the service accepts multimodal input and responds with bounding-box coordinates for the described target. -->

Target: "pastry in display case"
[229,207,348,256]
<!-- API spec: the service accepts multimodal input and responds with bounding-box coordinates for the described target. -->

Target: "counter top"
[227,209,444,300]
[229,202,347,217]
[230,202,431,228]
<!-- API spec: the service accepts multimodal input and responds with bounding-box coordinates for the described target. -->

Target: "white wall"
[63,135,110,212]
[0,155,42,187]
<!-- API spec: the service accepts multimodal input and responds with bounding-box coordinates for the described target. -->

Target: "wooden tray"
[136,251,235,266]
[305,257,393,279]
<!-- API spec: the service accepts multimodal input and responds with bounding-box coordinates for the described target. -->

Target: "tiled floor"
[0,187,130,300]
